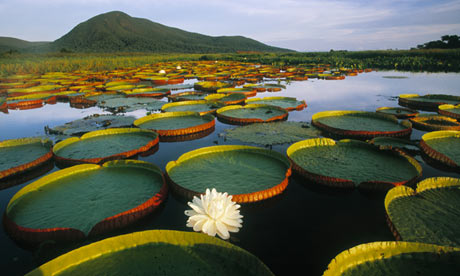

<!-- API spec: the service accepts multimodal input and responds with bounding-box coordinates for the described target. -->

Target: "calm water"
[1,71,460,275]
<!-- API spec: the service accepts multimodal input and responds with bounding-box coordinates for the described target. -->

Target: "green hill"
[51,11,292,53]
[0,37,50,52]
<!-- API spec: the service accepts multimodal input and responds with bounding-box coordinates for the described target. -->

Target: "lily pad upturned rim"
[323,241,460,276]
[409,114,460,131]
[216,87,257,97]
[161,100,223,115]
[205,93,247,105]
[167,91,207,102]
[53,128,159,166]
[399,94,460,110]
[4,160,168,244]
[216,104,289,125]
[0,138,53,180]
[438,104,460,119]
[420,130,460,169]
[311,110,412,139]
[287,138,422,190]
[245,96,307,111]
[25,230,274,276]
[384,177,460,242]
[376,106,419,119]
[134,111,215,137]
[165,145,292,203]
[123,88,171,98]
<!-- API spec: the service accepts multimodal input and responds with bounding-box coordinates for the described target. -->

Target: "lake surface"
[1,70,460,275]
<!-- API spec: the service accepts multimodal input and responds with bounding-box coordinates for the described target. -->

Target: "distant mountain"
[0,37,50,52]
[0,11,292,53]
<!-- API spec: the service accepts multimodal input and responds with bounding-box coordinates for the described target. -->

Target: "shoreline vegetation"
[1,48,460,76]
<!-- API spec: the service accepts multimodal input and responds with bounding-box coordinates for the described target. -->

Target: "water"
[1,70,460,275]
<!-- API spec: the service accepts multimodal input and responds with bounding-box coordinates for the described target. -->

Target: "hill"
[0,11,292,53]
[0,37,50,52]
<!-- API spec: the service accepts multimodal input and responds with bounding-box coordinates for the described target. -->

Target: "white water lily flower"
[159,69,166,74]
[185,188,243,239]
[176,65,182,70]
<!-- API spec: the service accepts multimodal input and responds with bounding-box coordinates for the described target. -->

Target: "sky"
[1,0,460,51]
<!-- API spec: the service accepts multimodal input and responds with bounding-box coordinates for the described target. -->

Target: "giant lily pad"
[385,177,460,247]
[376,106,419,119]
[222,121,321,145]
[53,128,159,167]
[399,94,460,111]
[0,138,53,181]
[409,114,460,131]
[25,230,274,276]
[323,241,460,276]
[438,104,460,119]
[167,91,208,102]
[166,145,291,203]
[122,88,171,98]
[368,137,419,155]
[246,96,307,111]
[420,130,460,171]
[216,104,289,125]
[161,100,223,115]
[243,83,286,92]
[98,96,165,113]
[287,138,422,190]
[4,160,168,244]
[217,88,257,97]
[47,114,136,136]
[134,111,215,137]
[205,93,247,105]
[194,81,233,92]
[155,83,194,90]
[311,110,412,140]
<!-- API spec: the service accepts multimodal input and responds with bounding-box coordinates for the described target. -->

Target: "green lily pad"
[25,230,274,276]
[312,110,412,140]
[217,104,289,125]
[161,100,223,115]
[47,114,136,136]
[323,241,460,276]
[420,130,460,171]
[438,104,460,119]
[194,81,233,92]
[287,138,422,189]
[53,128,159,166]
[409,114,460,131]
[399,94,460,111]
[98,96,165,112]
[166,145,291,203]
[155,83,194,90]
[0,138,53,180]
[243,83,286,92]
[222,121,321,145]
[376,107,419,119]
[134,111,215,137]
[205,93,247,105]
[246,96,307,111]
[4,160,167,242]
[217,88,257,97]
[368,137,419,154]
[167,92,208,102]
[385,177,460,247]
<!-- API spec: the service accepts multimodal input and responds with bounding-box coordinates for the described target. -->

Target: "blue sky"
[1,0,460,51]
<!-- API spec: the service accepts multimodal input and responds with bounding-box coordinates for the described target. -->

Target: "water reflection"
[1,71,460,276]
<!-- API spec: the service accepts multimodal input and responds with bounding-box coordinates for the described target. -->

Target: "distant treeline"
[416,35,460,50]
[1,48,460,76]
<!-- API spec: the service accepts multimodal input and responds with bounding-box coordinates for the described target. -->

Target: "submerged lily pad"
[0,138,53,181]
[98,97,165,112]
[420,130,460,171]
[222,121,321,145]
[245,96,307,111]
[134,111,215,137]
[376,106,419,119]
[438,104,460,119]
[47,114,136,136]
[161,100,223,115]
[217,104,289,125]
[53,128,159,166]
[385,177,460,247]
[323,241,460,276]
[287,138,422,190]
[4,160,167,244]
[166,145,291,203]
[369,137,419,154]
[26,230,274,276]
[409,114,460,131]
[312,110,412,140]
[399,94,460,111]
